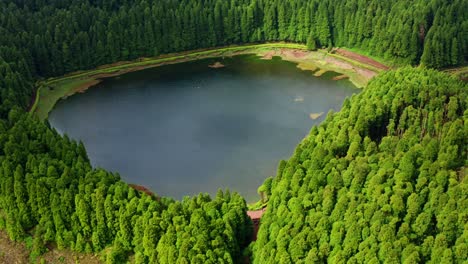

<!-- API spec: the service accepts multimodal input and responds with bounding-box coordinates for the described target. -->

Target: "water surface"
[49,55,356,202]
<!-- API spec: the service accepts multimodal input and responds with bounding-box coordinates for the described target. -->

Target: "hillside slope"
[253,67,467,263]
[1,0,466,118]
[0,111,252,263]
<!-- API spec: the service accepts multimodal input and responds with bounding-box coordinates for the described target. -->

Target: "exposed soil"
[129,184,160,200]
[324,56,376,80]
[35,44,391,119]
[324,56,354,70]
[247,208,266,241]
[247,208,266,220]
[72,79,102,94]
[444,67,468,81]
[92,56,199,79]
[356,67,378,80]
[96,60,134,70]
[0,230,29,264]
[332,74,349,81]
[65,58,196,96]
[40,249,101,264]
[260,51,275,60]
[229,50,248,57]
[0,230,101,264]
[208,61,225,68]
[335,48,389,70]
[282,49,308,58]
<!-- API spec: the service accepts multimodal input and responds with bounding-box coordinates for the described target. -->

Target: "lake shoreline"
[48,54,358,203]
[31,43,388,120]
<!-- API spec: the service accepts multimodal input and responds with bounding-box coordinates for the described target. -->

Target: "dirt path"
[0,230,29,264]
[0,230,100,264]
[247,208,266,240]
[129,184,161,201]
[335,48,389,70]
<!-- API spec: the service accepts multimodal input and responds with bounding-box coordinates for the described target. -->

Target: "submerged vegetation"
[0,0,466,262]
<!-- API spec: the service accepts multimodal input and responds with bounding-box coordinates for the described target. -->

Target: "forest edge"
[29,42,392,120]
[27,42,393,242]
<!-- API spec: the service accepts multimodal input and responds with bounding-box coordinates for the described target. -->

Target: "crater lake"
[49,55,357,202]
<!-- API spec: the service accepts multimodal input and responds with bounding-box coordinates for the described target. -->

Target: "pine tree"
[450,38,458,65]
[307,34,317,51]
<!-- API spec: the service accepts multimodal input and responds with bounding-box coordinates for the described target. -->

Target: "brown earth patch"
[335,48,389,70]
[73,79,102,94]
[260,51,276,60]
[129,184,160,201]
[40,249,101,264]
[0,230,101,264]
[37,44,391,119]
[0,230,29,264]
[324,56,354,70]
[356,68,377,80]
[247,208,266,241]
[281,49,308,58]
[129,184,155,196]
[291,49,308,58]
[96,60,134,70]
[67,58,195,96]
[209,61,225,68]
[230,50,247,57]
[332,74,349,81]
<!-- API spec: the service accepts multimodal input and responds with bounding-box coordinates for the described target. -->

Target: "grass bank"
[31,43,387,120]
[444,66,468,81]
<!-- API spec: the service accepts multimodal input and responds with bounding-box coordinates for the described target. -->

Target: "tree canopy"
[252,68,467,263]
[0,0,466,117]
[0,0,466,262]
[0,112,253,262]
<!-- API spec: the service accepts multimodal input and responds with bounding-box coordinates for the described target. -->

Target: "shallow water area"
[49,55,357,202]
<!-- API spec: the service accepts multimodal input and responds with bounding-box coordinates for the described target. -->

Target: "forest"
[253,68,467,263]
[0,0,466,263]
[0,0,466,118]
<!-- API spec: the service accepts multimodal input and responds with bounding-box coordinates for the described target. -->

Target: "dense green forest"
[0,0,466,117]
[0,110,252,263]
[253,68,467,263]
[0,0,466,263]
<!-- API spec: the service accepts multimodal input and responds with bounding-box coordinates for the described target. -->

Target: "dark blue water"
[49,55,357,202]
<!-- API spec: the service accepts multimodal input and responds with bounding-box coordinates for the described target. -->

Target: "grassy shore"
[444,66,468,81]
[31,43,386,120]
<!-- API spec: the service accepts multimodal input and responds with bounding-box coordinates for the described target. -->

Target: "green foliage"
[0,113,252,262]
[0,0,465,262]
[306,34,317,51]
[0,0,466,118]
[253,67,467,263]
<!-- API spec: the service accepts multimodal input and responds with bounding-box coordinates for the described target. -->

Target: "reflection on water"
[49,55,357,202]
